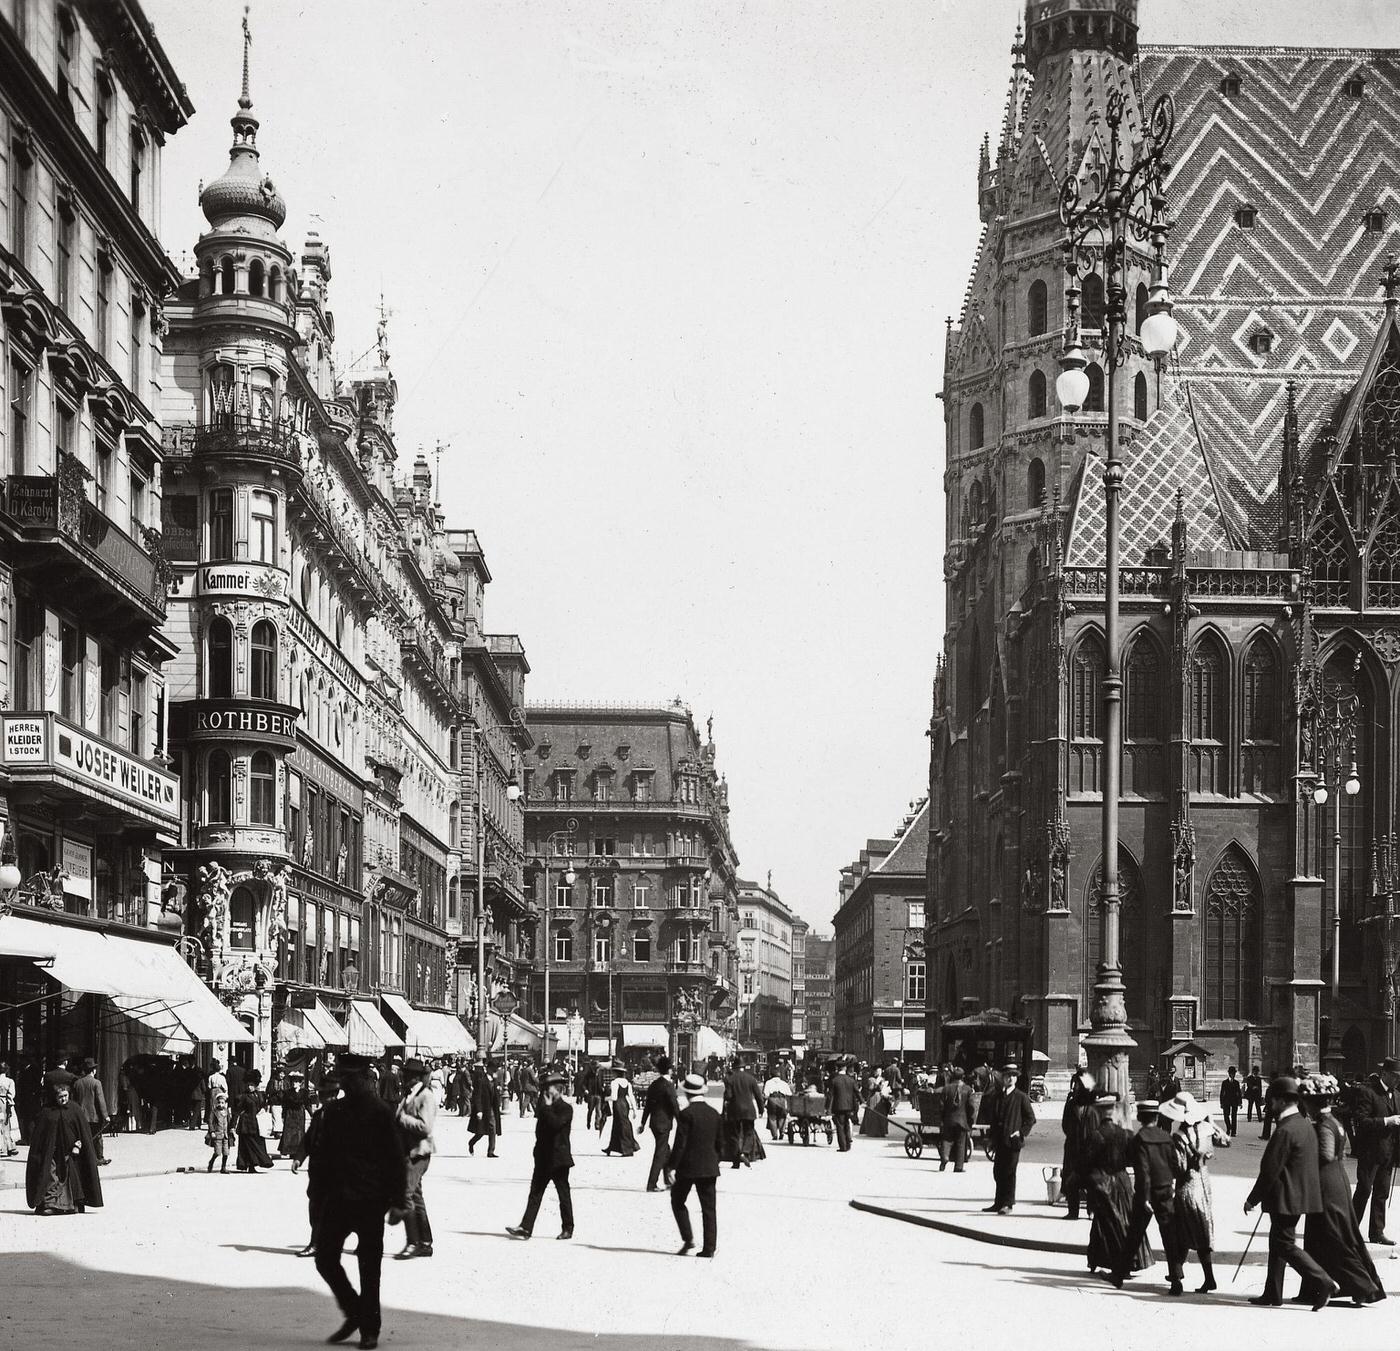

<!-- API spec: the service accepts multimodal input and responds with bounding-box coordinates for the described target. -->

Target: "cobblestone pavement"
[1,1100,1396,1351]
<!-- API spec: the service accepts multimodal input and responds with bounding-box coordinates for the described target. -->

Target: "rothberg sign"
[0,714,179,826]
[185,700,299,750]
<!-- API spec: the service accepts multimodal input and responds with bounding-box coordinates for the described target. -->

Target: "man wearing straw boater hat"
[670,1073,722,1257]
[1244,1075,1336,1308]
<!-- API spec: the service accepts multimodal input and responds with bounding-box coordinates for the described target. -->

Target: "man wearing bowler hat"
[393,1057,436,1260]
[507,1069,574,1240]
[985,1063,1034,1215]
[71,1059,109,1166]
[1244,1075,1336,1308]
[1351,1054,1400,1244]
[308,1052,406,1350]
[671,1073,722,1257]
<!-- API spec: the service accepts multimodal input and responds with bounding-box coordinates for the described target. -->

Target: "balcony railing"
[6,468,167,620]
[182,416,303,469]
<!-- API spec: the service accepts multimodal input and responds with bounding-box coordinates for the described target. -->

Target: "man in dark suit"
[671,1073,721,1257]
[938,1067,974,1172]
[507,1070,574,1240]
[1245,1076,1336,1308]
[1218,1066,1243,1138]
[1351,1056,1400,1243]
[640,1055,680,1192]
[985,1064,1034,1214]
[1110,1100,1185,1294]
[722,1062,765,1169]
[310,1052,407,1351]
[71,1058,109,1166]
[1244,1065,1264,1122]
[826,1065,859,1152]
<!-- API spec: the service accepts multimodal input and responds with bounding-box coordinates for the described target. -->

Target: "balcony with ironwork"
[289,469,383,604]
[163,416,304,477]
[400,626,457,710]
[3,457,170,627]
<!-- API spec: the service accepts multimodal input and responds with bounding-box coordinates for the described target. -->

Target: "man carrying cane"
[1244,1075,1337,1308]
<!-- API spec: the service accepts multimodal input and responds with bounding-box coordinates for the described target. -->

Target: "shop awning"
[277,1017,320,1050]
[305,1000,349,1047]
[621,1023,669,1050]
[0,914,57,964]
[586,1037,615,1057]
[692,1025,727,1060]
[505,1013,542,1049]
[349,999,403,1056]
[881,1028,925,1053]
[1,914,250,1043]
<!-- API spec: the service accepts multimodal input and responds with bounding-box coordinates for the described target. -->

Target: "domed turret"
[199,9,286,235]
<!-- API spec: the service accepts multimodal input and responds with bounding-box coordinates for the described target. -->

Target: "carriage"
[785,1090,835,1146]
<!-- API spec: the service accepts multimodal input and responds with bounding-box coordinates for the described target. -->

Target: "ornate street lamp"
[1057,88,1178,1105]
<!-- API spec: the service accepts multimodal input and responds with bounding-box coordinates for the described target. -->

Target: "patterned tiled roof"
[1065,382,1231,566]
[1140,46,1400,545]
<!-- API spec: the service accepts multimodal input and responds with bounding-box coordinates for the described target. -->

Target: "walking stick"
[1232,1210,1265,1283]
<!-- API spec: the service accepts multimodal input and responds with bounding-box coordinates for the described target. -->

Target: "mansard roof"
[1065,380,1232,566]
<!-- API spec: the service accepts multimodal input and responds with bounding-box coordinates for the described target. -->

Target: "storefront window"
[229,886,256,950]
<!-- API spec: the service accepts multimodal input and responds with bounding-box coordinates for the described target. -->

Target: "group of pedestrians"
[1055,1065,1391,1307]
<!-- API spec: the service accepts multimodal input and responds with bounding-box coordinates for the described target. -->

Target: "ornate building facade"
[523,702,740,1066]
[0,0,251,1127]
[928,0,1400,1090]
[737,878,795,1052]
[159,31,464,1074]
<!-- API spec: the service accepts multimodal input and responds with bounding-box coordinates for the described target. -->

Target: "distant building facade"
[804,933,835,1054]
[523,702,740,1065]
[834,802,929,1063]
[791,915,809,1048]
[738,878,795,1051]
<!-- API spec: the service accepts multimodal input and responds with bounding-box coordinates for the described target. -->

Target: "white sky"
[146,0,1397,929]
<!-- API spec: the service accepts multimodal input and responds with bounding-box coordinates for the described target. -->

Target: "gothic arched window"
[1367,507,1400,607]
[1085,847,1147,1020]
[969,402,985,450]
[1135,282,1149,334]
[1028,279,1048,336]
[1029,369,1047,419]
[1081,272,1106,329]
[1203,844,1262,1020]
[1125,637,1163,742]
[1189,637,1226,741]
[248,258,265,297]
[208,618,233,699]
[1134,371,1148,421]
[1071,632,1104,741]
[1243,636,1281,794]
[1313,497,1351,607]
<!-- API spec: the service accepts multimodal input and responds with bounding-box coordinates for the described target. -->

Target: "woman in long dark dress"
[1302,1075,1385,1305]
[234,1068,273,1172]
[277,1071,309,1157]
[603,1066,640,1156]
[1081,1095,1151,1276]
[26,1079,104,1214]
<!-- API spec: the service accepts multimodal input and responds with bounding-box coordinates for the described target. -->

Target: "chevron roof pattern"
[1140,46,1400,545]
[1065,382,1231,566]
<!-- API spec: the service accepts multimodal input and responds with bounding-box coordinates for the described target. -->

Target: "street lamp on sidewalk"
[1057,88,1178,1105]
[530,818,578,1065]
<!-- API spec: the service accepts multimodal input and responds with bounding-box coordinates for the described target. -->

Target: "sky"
[145,0,1398,931]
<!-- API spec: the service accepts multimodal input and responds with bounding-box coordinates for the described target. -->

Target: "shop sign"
[61,840,93,901]
[196,561,289,600]
[4,717,46,762]
[187,700,298,749]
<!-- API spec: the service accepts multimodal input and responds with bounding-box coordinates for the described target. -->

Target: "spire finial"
[239,5,252,110]
[1384,253,1399,307]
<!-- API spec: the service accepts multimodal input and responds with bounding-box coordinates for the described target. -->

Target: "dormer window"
[1249,330,1274,356]
[593,769,613,803]
[538,740,552,759]
[1234,205,1256,229]
[552,768,574,802]
[1220,74,1241,97]
[1345,76,1366,98]
[577,741,592,758]
[1365,209,1387,235]
[632,769,654,803]
[617,742,631,761]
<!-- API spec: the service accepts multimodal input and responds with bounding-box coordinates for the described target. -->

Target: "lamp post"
[532,819,578,1066]
[1300,660,1361,1005]
[469,716,523,1056]
[1056,89,1178,1105]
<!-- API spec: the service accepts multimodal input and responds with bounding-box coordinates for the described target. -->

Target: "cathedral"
[927,0,1400,1091]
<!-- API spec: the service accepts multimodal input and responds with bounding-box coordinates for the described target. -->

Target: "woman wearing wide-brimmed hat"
[1300,1074,1385,1305]
[602,1063,640,1157]
[1165,1091,1220,1293]
[1080,1093,1150,1276]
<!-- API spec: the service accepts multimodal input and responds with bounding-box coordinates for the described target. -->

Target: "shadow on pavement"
[1,1251,776,1351]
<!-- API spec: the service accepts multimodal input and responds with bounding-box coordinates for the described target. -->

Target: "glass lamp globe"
[1140,279,1179,359]
[506,782,522,801]
[1346,773,1361,797]
[1057,353,1091,412]
[0,862,20,892]
[564,869,576,885]
[1313,784,1329,806]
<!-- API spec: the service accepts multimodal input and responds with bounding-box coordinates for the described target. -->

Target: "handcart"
[786,1091,835,1146]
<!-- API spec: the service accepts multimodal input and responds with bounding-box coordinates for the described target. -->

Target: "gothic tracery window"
[1366,507,1400,608]
[1203,844,1262,1020]
[1311,497,1351,607]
